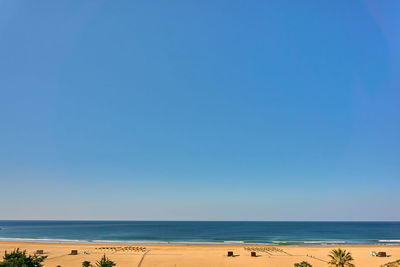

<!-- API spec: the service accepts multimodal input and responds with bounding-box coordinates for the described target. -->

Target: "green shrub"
[0,248,47,267]
[294,261,312,267]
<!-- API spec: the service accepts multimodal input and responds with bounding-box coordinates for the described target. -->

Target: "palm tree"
[294,261,312,267]
[328,248,355,267]
[95,255,115,267]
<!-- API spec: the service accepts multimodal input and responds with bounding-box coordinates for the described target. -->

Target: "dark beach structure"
[378,252,387,257]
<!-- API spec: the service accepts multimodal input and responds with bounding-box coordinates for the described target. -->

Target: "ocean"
[1,221,400,246]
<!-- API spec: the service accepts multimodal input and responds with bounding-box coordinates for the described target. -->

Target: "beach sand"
[0,241,399,266]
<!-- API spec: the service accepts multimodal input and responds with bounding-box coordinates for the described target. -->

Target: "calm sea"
[1,221,400,246]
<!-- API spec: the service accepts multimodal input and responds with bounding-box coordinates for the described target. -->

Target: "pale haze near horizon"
[0,0,399,221]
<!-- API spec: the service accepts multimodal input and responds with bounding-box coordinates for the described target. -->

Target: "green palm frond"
[294,261,312,267]
[328,248,355,267]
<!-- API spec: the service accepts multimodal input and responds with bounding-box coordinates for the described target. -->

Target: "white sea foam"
[303,241,346,244]
[0,237,393,246]
[0,238,261,246]
[0,238,86,243]
[92,240,170,244]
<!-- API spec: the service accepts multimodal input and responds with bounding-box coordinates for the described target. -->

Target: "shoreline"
[1,239,400,248]
[1,238,400,247]
[2,239,400,248]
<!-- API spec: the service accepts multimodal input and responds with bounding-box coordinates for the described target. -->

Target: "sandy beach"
[0,241,399,267]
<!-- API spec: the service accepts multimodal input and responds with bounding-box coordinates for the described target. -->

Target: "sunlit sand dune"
[1,241,399,267]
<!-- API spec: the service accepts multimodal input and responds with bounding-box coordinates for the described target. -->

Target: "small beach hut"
[251,251,257,257]
[70,250,78,255]
[377,252,387,257]
[35,250,44,255]
[227,251,234,257]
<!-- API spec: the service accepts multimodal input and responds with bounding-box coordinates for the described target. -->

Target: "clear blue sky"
[1,0,399,220]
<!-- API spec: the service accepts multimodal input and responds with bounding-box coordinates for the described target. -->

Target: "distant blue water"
[1,221,400,246]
